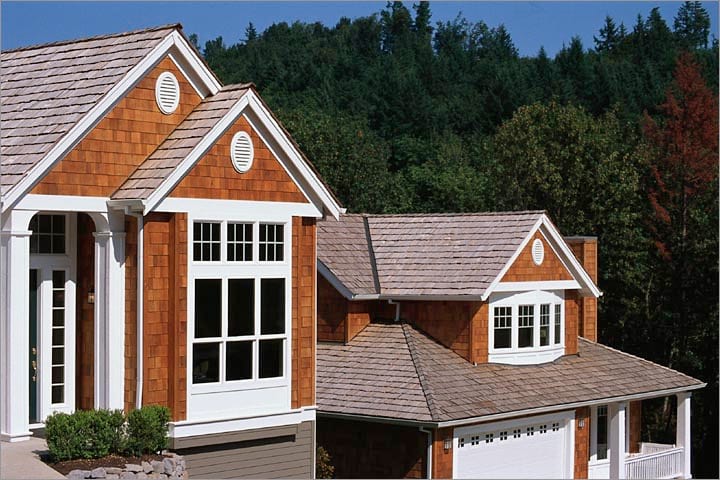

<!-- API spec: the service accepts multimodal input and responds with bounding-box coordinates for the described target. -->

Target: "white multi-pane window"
[30,214,66,254]
[51,270,65,404]
[488,290,565,364]
[518,305,534,348]
[493,306,512,349]
[190,218,290,393]
[259,223,284,262]
[540,304,551,346]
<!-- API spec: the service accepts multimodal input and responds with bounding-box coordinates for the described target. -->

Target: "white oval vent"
[155,72,180,114]
[231,131,254,173]
[532,239,545,265]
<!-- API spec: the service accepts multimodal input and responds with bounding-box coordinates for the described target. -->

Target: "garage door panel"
[454,413,573,479]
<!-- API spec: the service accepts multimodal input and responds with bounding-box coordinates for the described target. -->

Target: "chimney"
[564,236,598,341]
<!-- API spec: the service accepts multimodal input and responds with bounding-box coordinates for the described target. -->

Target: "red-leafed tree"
[642,51,718,470]
[644,51,718,261]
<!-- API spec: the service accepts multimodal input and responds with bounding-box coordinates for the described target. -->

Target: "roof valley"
[363,215,382,295]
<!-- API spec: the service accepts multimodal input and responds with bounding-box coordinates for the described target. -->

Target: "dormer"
[316,211,601,367]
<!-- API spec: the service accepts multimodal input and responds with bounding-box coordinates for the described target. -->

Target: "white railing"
[639,442,676,455]
[625,446,684,479]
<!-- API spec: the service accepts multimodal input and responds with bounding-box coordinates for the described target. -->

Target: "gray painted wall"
[174,421,315,479]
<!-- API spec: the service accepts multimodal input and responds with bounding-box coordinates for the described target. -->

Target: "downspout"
[130,212,144,409]
[419,427,433,479]
[387,299,401,322]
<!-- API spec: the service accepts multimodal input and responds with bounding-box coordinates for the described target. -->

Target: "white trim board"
[169,407,316,438]
[1,29,220,213]
[15,195,110,213]
[153,197,322,219]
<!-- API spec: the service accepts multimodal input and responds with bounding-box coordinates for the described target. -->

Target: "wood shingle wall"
[502,231,573,282]
[32,56,201,197]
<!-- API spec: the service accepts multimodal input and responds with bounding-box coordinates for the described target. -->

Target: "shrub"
[45,409,125,461]
[316,446,335,479]
[126,405,170,456]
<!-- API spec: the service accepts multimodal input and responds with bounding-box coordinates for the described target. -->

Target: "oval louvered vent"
[155,72,180,114]
[532,238,545,266]
[231,131,254,173]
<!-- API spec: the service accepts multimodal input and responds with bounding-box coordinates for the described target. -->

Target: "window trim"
[488,290,565,365]
[188,215,292,396]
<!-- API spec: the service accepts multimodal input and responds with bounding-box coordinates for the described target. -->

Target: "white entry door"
[454,411,575,479]
[28,213,76,424]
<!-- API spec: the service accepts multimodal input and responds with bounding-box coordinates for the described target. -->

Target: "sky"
[1,1,718,57]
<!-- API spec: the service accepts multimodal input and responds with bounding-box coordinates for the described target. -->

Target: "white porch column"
[0,210,35,441]
[609,402,627,480]
[91,212,125,411]
[676,392,692,479]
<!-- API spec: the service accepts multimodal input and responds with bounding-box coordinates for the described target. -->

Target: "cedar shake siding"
[566,237,599,341]
[169,116,308,203]
[318,418,426,479]
[432,427,453,479]
[176,421,315,479]
[403,300,479,362]
[575,407,591,479]
[291,217,316,409]
[501,231,573,282]
[317,275,346,343]
[31,56,201,197]
[76,213,95,410]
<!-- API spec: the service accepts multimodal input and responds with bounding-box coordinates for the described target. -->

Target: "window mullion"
[254,277,261,380]
[512,305,517,350]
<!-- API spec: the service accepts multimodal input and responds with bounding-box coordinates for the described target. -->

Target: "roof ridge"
[361,210,546,218]
[2,23,181,54]
[401,323,440,422]
[221,82,255,92]
[578,337,704,385]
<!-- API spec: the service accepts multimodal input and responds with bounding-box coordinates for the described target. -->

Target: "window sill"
[191,376,288,394]
[488,345,564,365]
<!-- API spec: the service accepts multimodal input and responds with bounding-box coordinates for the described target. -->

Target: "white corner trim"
[1,29,220,214]
[482,215,602,301]
[317,260,355,300]
[15,194,110,213]
[169,406,317,438]
[493,280,581,292]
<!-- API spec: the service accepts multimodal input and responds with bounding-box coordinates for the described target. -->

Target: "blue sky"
[2,2,718,57]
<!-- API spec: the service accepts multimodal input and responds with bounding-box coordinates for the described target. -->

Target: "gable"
[501,230,573,282]
[168,115,309,203]
[30,55,202,197]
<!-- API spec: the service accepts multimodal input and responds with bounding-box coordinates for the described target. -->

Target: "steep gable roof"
[318,211,597,299]
[317,323,704,425]
[0,24,222,211]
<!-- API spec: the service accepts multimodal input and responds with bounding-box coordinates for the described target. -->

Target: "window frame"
[488,290,565,364]
[188,215,291,396]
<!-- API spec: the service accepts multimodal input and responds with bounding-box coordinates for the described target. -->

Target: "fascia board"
[317,260,356,300]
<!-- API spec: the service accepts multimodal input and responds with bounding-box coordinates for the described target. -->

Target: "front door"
[28,213,76,423]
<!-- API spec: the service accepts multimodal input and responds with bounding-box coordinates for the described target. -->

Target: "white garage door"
[454,411,574,479]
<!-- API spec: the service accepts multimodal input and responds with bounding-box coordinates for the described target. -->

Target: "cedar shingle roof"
[112,84,252,200]
[317,323,704,423]
[318,212,543,297]
[0,24,179,195]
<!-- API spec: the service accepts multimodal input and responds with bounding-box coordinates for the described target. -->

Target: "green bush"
[45,406,168,461]
[126,405,170,456]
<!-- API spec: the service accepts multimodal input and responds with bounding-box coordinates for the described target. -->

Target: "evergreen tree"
[674,1,711,49]
[594,15,620,53]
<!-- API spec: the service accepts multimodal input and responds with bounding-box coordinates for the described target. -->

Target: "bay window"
[489,290,565,365]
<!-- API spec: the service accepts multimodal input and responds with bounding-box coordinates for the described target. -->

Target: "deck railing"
[625,446,684,479]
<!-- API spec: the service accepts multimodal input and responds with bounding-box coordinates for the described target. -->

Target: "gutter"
[318,383,705,431]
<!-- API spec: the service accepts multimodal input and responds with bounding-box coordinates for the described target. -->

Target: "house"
[315,212,704,479]
[0,24,343,478]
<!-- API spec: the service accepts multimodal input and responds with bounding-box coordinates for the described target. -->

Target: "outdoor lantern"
[87,287,95,304]
[443,437,452,452]
[579,418,585,428]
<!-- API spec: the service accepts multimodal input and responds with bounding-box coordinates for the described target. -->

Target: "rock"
[106,476,119,480]
[168,474,179,480]
[151,461,164,474]
[91,467,106,479]
[136,474,148,480]
[125,464,143,473]
[120,472,137,480]
[142,461,153,474]
[106,468,123,476]
[68,470,86,480]
[163,458,175,475]
[148,474,163,480]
